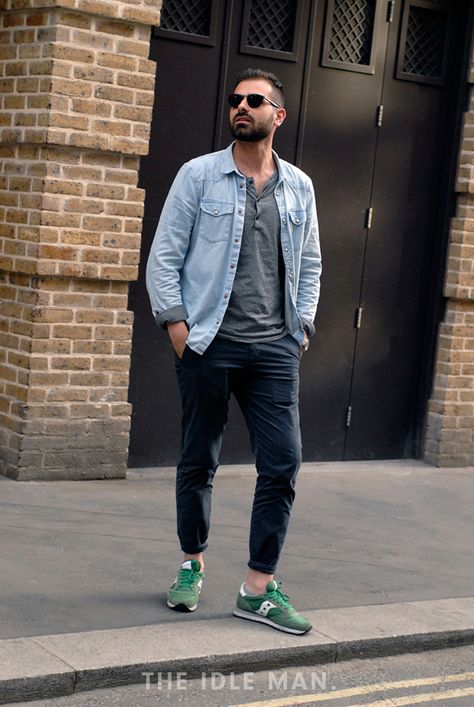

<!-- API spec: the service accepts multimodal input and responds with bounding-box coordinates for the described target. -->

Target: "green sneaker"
[233,580,312,635]
[167,560,204,612]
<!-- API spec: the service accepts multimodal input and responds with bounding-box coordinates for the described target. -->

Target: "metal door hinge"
[355,307,364,329]
[365,207,373,229]
[387,0,395,22]
[376,105,384,127]
[346,405,352,428]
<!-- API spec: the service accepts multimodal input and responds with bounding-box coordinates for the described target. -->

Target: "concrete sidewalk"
[1,461,474,703]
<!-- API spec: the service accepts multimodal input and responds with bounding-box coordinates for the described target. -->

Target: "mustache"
[234,112,252,121]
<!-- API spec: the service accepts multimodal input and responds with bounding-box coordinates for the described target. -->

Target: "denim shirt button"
[282,218,287,224]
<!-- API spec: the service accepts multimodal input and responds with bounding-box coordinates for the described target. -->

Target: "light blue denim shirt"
[146,143,322,355]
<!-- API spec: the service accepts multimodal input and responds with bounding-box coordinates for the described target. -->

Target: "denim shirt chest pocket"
[287,209,306,250]
[197,200,235,243]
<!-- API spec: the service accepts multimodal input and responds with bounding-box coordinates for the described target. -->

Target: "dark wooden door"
[344,0,465,459]
[299,0,465,460]
[129,2,229,465]
[128,0,467,467]
[298,0,390,459]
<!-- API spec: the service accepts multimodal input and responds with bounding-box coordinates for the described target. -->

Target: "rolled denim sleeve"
[146,163,199,328]
[296,180,322,336]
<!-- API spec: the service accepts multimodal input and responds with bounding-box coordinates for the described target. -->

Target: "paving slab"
[33,617,335,693]
[0,639,74,704]
[1,462,474,640]
[1,596,474,704]
[307,596,474,659]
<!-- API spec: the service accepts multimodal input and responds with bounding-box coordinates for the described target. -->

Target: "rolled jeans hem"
[180,543,208,554]
[247,559,277,574]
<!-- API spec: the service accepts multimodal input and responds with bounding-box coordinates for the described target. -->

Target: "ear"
[274,107,287,127]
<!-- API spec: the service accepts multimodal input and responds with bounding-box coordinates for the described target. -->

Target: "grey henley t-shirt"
[218,170,286,343]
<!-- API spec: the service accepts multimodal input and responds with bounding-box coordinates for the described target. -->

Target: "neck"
[232,138,275,177]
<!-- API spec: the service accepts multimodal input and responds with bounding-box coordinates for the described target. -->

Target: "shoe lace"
[175,567,199,589]
[267,582,292,609]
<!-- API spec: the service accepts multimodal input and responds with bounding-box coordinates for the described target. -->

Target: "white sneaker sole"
[233,608,311,635]
[167,599,198,612]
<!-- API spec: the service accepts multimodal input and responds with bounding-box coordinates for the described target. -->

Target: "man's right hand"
[167,321,189,359]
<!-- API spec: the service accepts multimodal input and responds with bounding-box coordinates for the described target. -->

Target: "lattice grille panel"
[328,0,375,65]
[160,0,212,36]
[402,6,447,79]
[247,0,297,53]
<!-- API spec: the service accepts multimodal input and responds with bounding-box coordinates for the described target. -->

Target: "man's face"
[229,79,284,142]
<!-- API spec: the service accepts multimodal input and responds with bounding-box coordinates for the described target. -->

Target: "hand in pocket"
[168,321,189,359]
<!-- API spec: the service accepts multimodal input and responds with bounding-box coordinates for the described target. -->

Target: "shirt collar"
[221,142,283,184]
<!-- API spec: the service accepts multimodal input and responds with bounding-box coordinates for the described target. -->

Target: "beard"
[230,114,273,142]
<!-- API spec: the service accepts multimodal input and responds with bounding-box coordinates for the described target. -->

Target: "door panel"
[298,0,390,458]
[345,0,464,459]
[214,0,321,461]
[128,2,228,466]
[129,0,315,466]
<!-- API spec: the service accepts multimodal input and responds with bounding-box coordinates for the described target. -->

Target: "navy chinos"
[174,333,302,575]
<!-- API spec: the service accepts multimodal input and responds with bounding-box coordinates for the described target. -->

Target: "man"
[146,68,321,635]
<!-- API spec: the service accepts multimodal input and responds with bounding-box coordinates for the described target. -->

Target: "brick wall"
[0,0,160,479]
[424,35,474,467]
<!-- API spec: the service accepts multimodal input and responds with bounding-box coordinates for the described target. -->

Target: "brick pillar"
[424,36,474,467]
[0,0,160,479]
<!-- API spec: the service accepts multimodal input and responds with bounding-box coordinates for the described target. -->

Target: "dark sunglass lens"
[247,94,264,108]
[228,94,242,108]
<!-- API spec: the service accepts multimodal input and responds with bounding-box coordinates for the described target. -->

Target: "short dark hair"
[233,68,285,107]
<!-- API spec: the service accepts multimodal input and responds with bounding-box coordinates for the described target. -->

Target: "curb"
[1,597,474,704]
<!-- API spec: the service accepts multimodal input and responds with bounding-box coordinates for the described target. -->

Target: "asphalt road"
[12,643,474,706]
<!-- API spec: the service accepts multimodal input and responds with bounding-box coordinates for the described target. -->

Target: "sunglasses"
[228,93,281,109]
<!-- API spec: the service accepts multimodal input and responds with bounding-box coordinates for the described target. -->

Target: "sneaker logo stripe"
[256,600,277,617]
